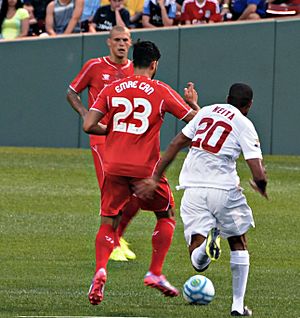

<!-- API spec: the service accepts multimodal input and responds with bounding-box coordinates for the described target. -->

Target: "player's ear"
[107,37,111,48]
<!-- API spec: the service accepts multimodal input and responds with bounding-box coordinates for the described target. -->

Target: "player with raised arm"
[83,40,200,305]
[67,26,138,262]
[136,83,268,316]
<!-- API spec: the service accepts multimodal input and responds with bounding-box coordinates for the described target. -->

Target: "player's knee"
[228,234,248,251]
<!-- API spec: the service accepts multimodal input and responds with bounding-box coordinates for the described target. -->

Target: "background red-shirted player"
[67,26,138,262]
[83,40,200,305]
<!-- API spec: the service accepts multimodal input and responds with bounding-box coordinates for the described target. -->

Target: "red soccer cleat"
[88,268,107,305]
[144,272,179,297]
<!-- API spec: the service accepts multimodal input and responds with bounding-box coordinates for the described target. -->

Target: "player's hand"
[249,179,268,200]
[134,178,158,200]
[184,82,199,109]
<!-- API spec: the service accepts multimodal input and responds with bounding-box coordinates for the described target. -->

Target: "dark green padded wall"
[272,18,300,155]
[0,36,82,147]
[178,21,276,155]
[0,20,300,154]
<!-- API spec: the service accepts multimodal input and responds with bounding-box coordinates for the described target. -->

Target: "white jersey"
[179,103,262,190]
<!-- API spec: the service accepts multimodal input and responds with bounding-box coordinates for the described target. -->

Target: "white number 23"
[112,97,151,135]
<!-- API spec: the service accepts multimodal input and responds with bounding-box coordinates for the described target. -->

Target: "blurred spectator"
[0,0,29,39]
[126,0,144,27]
[23,0,40,35]
[219,0,233,20]
[29,0,52,34]
[80,0,100,32]
[89,0,130,32]
[45,0,84,36]
[181,0,222,24]
[142,0,177,28]
[230,0,267,19]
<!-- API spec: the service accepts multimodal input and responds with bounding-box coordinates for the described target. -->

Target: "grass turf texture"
[0,147,299,318]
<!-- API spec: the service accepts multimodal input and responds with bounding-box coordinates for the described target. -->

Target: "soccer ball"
[183,275,215,305]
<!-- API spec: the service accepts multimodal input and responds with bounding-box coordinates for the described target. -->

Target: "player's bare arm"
[67,88,88,119]
[83,109,107,135]
[246,158,268,199]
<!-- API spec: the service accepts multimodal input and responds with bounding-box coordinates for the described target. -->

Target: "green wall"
[1,20,300,154]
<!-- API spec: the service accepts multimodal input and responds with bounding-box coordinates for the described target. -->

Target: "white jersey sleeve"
[239,121,262,160]
[182,111,202,139]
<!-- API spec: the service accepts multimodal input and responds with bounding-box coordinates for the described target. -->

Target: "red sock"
[149,218,176,276]
[117,196,139,238]
[95,224,115,272]
[114,230,120,248]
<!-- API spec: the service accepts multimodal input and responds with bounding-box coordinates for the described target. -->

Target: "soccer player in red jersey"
[67,26,138,262]
[83,40,200,305]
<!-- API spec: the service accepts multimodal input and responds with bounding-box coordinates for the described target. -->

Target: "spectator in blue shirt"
[231,0,267,19]
[142,0,177,28]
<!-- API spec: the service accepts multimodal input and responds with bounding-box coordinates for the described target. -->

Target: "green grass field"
[0,147,299,318]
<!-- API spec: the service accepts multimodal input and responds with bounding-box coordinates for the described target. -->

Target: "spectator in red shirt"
[181,0,222,24]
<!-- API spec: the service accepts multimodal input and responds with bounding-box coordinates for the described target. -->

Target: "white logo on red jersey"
[102,74,110,81]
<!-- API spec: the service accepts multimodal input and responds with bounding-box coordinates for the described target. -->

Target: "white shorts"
[180,187,255,245]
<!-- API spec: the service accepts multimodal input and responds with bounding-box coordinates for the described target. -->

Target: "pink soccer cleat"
[88,268,107,305]
[144,272,179,297]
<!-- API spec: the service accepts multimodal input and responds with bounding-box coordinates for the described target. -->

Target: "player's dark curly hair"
[228,83,253,108]
[0,0,24,32]
[133,40,161,68]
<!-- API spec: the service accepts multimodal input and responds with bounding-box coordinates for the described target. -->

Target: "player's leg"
[137,177,179,297]
[144,208,179,297]
[89,214,121,305]
[228,234,252,317]
[181,188,217,272]
[214,187,254,316]
[88,175,131,305]
[117,196,140,260]
[91,144,129,261]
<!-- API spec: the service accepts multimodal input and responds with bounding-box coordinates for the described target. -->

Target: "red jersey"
[90,75,192,178]
[181,0,221,23]
[69,56,134,146]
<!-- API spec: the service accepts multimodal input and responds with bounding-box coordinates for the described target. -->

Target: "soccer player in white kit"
[136,83,268,316]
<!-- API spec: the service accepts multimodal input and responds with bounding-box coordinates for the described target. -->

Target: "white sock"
[230,250,250,314]
[191,240,211,271]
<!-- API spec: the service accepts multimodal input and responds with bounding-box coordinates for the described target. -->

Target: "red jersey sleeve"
[157,81,192,120]
[69,58,100,93]
[90,85,110,115]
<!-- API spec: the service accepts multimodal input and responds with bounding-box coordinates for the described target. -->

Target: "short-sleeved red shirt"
[181,0,221,23]
[69,56,133,145]
[90,75,192,178]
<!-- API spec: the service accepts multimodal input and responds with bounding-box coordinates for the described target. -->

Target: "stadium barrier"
[0,18,299,155]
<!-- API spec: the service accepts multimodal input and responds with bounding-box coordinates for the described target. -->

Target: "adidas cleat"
[120,237,136,260]
[88,268,107,305]
[144,272,179,297]
[231,306,253,316]
[206,227,221,261]
[109,246,128,261]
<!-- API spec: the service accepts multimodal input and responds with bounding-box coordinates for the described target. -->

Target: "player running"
[83,40,200,305]
[136,83,268,316]
[67,26,138,261]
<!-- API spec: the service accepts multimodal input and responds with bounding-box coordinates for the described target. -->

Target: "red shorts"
[90,143,105,189]
[101,174,175,216]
